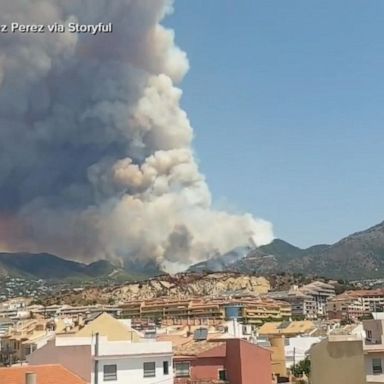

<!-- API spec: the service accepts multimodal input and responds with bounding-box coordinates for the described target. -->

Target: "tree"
[291,356,310,377]
[107,297,115,305]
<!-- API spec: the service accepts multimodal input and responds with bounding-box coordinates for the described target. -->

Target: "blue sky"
[166,0,384,247]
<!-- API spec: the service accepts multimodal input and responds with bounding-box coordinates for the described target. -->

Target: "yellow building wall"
[268,336,287,378]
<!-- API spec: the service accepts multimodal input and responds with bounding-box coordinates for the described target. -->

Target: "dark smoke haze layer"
[0,0,273,272]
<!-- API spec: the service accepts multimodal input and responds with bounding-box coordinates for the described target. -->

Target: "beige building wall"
[27,339,92,382]
[75,312,140,342]
[310,338,366,384]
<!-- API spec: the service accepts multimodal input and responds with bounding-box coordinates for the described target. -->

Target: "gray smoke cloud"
[0,0,273,272]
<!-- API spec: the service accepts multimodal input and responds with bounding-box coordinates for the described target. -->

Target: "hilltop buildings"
[3,277,374,383]
[121,296,292,326]
[328,289,384,321]
[269,281,336,320]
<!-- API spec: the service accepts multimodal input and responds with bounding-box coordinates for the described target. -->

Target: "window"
[373,359,383,375]
[103,365,117,381]
[143,362,156,378]
[219,369,227,381]
[163,361,169,375]
[366,330,372,340]
[175,362,190,377]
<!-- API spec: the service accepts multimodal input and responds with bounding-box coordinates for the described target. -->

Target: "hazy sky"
[165,0,384,248]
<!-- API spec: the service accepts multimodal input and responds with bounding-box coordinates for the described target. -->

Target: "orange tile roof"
[157,334,194,346]
[174,339,226,357]
[258,320,316,336]
[197,343,226,358]
[0,364,87,384]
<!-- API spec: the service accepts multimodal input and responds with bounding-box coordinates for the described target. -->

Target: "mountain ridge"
[0,252,143,281]
[189,221,384,280]
[3,220,384,281]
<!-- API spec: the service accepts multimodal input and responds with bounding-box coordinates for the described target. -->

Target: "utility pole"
[94,333,99,384]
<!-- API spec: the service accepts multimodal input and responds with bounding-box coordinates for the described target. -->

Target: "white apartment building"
[284,292,317,320]
[271,281,335,319]
[360,292,384,313]
[285,336,322,368]
[0,298,31,320]
[28,335,174,384]
[363,319,384,384]
[327,296,365,321]
[299,281,336,317]
[267,290,317,320]
[94,338,173,384]
[328,289,384,321]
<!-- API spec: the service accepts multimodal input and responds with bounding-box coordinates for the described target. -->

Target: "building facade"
[327,296,365,321]
[29,336,174,384]
[268,281,335,320]
[310,335,366,384]
[93,338,173,384]
[173,338,272,384]
[299,281,336,318]
[121,296,291,326]
[328,289,384,321]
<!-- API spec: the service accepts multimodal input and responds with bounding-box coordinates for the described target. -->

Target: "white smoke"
[0,0,273,272]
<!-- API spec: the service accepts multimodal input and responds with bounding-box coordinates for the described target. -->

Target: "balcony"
[363,342,384,353]
[362,334,384,354]
[366,374,384,383]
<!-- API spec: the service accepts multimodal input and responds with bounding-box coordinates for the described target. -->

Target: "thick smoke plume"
[0,0,273,272]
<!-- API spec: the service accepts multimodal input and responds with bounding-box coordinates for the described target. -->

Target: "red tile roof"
[0,364,87,384]
[173,339,226,357]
